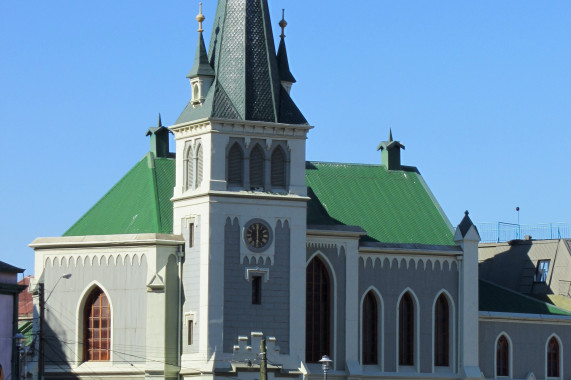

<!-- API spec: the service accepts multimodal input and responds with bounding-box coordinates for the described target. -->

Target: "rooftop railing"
[476,222,571,243]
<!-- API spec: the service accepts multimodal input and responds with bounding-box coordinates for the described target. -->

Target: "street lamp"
[319,355,332,380]
[14,333,26,380]
[44,273,72,304]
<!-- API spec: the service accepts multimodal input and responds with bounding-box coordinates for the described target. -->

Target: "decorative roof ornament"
[157,113,163,127]
[196,2,205,33]
[389,128,393,142]
[279,9,287,38]
[377,130,405,170]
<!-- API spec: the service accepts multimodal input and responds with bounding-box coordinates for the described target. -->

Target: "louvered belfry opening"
[228,143,244,186]
[434,294,449,366]
[196,144,204,187]
[306,256,331,363]
[185,147,194,190]
[83,287,111,361]
[271,146,286,188]
[399,293,414,366]
[548,337,560,377]
[249,144,265,190]
[362,291,378,364]
[496,335,509,376]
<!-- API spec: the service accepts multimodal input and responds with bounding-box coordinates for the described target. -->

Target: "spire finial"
[196,2,205,33]
[465,210,469,216]
[158,113,163,128]
[389,128,393,142]
[279,9,287,38]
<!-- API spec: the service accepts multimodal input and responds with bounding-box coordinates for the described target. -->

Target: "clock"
[244,219,273,252]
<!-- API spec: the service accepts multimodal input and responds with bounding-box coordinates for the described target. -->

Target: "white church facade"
[30,1,571,380]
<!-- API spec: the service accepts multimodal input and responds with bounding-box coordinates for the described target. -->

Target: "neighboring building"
[0,261,25,380]
[29,1,571,380]
[480,238,571,310]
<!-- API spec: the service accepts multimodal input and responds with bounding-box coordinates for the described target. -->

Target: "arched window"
[362,291,378,364]
[306,256,330,363]
[496,335,509,377]
[185,146,194,190]
[547,337,560,378]
[399,293,414,366]
[434,294,449,366]
[271,146,286,188]
[249,144,265,190]
[227,143,244,187]
[196,144,203,187]
[83,287,110,361]
[193,83,200,101]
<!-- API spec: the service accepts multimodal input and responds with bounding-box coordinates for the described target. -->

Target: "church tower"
[169,1,311,375]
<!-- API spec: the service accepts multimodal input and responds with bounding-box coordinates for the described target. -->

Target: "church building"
[30,1,571,380]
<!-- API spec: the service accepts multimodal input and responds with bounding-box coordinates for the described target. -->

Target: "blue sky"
[1,1,570,275]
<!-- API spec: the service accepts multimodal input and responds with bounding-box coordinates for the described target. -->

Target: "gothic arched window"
[227,143,244,187]
[362,291,378,364]
[496,335,509,377]
[306,256,330,363]
[399,293,414,366]
[196,144,203,187]
[249,144,265,190]
[83,287,110,361]
[185,146,194,190]
[547,337,560,378]
[271,146,286,188]
[434,294,449,366]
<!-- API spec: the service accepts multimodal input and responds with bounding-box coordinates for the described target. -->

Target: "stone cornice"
[29,233,185,250]
[172,190,310,203]
[479,311,571,324]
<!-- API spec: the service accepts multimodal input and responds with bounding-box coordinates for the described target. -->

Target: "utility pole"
[39,283,45,380]
[260,338,267,380]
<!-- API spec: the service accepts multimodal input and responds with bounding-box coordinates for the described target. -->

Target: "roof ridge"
[307,161,383,167]
[480,279,571,315]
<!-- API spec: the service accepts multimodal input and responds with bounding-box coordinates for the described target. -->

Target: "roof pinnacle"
[279,9,287,38]
[389,128,393,142]
[157,113,163,127]
[196,2,205,33]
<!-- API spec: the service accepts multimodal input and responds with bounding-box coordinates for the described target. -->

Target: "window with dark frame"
[249,144,265,190]
[228,143,244,186]
[535,260,550,283]
[399,293,414,366]
[83,287,111,361]
[252,276,262,305]
[496,335,509,377]
[187,320,193,345]
[306,257,331,363]
[189,223,194,248]
[434,294,449,367]
[362,291,378,364]
[271,146,286,188]
[547,337,560,377]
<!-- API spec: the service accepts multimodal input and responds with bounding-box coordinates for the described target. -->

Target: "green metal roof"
[18,321,34,346]
[305,162,455,245]
[479,280,571,316]
[63,153,175,236]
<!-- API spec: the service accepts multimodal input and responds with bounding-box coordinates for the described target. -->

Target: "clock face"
[244,219,272,252]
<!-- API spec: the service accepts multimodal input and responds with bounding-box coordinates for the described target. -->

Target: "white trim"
[75,281,114,365]
[396,288,421,373]
[431,289,456,373]
[493,332,513,379]
[359,286,384,371]
[30,234,185,249]
[306,251,337,367]
[245,267,270,282]
[545,333,563,380]
[479,311,571,324]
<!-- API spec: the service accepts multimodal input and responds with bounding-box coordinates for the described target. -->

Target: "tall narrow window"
[496,335,509,377]
[185,146,194,190]
[362,291,378,364]
[227,143,243,187]
[249,144,265,190]
[252,276,262,305]
[83,287,110,361]
[535,260,550,283]
[399,293,414,366]
[187,320,193,345]
[271,146,286,188]
[547,337,560,378]
[434,294,449,366]
[306,257,330,363]
[196,144,203,187]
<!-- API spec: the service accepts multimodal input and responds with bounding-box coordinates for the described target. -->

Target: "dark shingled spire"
[457,210,478,238]
[187,32,215,79]
[176,0,307,125]
[277,9,296,84]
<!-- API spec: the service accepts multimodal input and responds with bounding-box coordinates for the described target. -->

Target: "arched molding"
[359,255,457,270]
[494,332,513,379]
[431,289,456,372]
[396,288,421,372]
[545,333,563,379]
[75,281,114,364]
[226,139,246,189]
[360,286,384,370]
[45,257,52,268]
[306,252,338,366]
